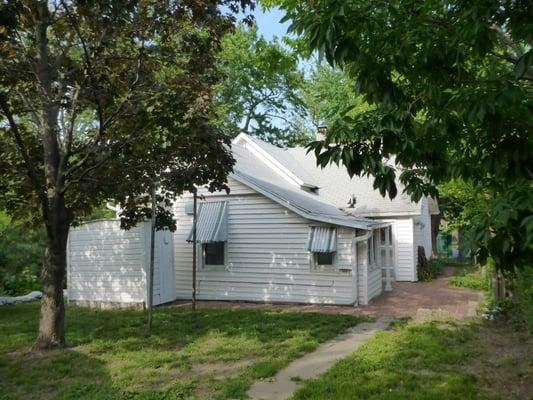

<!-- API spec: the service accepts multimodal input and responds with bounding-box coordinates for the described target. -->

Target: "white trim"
[232,132,306,188]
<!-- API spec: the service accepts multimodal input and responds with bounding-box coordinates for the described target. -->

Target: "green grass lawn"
[0,302,366,400]
[290,319,532,400]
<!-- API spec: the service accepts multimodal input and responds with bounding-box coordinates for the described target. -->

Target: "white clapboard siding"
[393,218,416,281]
[68,220,147,304]
[173,177,357,305]
[354,239,381,305]
[67,220,175,306]
[367,267,383,301]
[413,197,432,261]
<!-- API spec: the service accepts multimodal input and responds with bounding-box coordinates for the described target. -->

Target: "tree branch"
[0,93,47,213]
[60,0,105,140]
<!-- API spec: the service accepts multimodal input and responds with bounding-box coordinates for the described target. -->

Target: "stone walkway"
[247,317,392,400]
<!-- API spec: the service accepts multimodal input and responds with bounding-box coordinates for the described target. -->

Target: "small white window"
[199,242,227,269]
[312,252,336,271]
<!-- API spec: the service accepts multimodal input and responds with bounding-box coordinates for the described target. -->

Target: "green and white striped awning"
[187,201,228,243]
[306,227,337,253]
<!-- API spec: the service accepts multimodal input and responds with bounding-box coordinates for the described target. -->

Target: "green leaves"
[213,23,307,146]
[514,49,533,79]
[270,0,533,273]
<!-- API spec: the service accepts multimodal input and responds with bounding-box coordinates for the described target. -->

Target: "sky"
[252,7,291,41]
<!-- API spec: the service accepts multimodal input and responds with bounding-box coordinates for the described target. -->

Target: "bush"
[481,266,533,332]
[418,257,445,281]
[448,265,490,292]
[0,212,44,296]
[0,268,41,296]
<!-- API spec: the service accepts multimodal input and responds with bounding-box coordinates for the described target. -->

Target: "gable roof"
[232,133,426,217]
[230,144,381,230]
[233,133,319,189]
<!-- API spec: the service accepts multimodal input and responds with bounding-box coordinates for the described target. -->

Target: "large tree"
[301,62,364,130]
[213,23,305,146]
[0,0,251,349]
[271,0,532,274]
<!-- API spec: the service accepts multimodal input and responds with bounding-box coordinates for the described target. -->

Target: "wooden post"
[147,181,157,333]
[385,226,392,291]
[192,191,197,312]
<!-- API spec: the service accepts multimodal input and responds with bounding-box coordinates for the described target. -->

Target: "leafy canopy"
[0,0,251,231]
[271,0,532,272]
[213,23,306,146]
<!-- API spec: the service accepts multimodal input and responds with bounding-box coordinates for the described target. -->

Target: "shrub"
[448,265,490,292]
[481,266,533,332]
[0,268,41,296]
[418,257,446,281]
[0,212,44,296]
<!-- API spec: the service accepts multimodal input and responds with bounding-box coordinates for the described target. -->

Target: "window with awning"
[186,201,228,243]
[186,201,228,268]
[307,226,337,270]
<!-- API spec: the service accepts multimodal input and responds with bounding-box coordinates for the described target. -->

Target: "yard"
[290,319,532,400]
[0,302,366,400]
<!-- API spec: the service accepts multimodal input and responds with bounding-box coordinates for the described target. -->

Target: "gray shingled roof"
[284,147,421,216]
[232,134,423,217]
[230,144,381,230]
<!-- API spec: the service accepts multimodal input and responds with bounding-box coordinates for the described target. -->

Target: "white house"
[67,133,438,308]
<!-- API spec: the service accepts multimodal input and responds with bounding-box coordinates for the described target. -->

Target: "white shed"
[67,220,176,308]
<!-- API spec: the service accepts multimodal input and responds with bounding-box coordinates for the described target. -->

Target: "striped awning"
[306,227,337,253]
[186,201,228,243]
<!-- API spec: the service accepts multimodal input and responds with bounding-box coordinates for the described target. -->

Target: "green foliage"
[438,179,488,233]
[214,23,307,146]
[0,303,366,399]
[448,265,491,292]
[272,0,533,275]
[300,62,370,130]
[418,257,445,282]
[0,211,43,295]
[0,0,253,231]
[483,267,533,331]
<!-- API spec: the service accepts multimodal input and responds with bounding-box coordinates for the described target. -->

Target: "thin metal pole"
[148,182,157,333]
[192,191,197,312]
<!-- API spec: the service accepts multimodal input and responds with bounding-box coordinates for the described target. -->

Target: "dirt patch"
[466,325,533,400]
[191,358,255,378]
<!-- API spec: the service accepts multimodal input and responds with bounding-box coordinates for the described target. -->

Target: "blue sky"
[252,7,290,41]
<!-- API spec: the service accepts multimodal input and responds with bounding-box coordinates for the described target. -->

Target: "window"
[203,242,225,266]
[312,251,336,271]
[307,226,337,271]
[367,235,374,266]
[367,230,379,268]
[374,230,379,262]
[316,252,334,266]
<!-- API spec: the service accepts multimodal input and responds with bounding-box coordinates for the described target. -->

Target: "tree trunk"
[35,202,70,350]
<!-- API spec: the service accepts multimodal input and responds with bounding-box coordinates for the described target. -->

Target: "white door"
[158,230,176,304]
